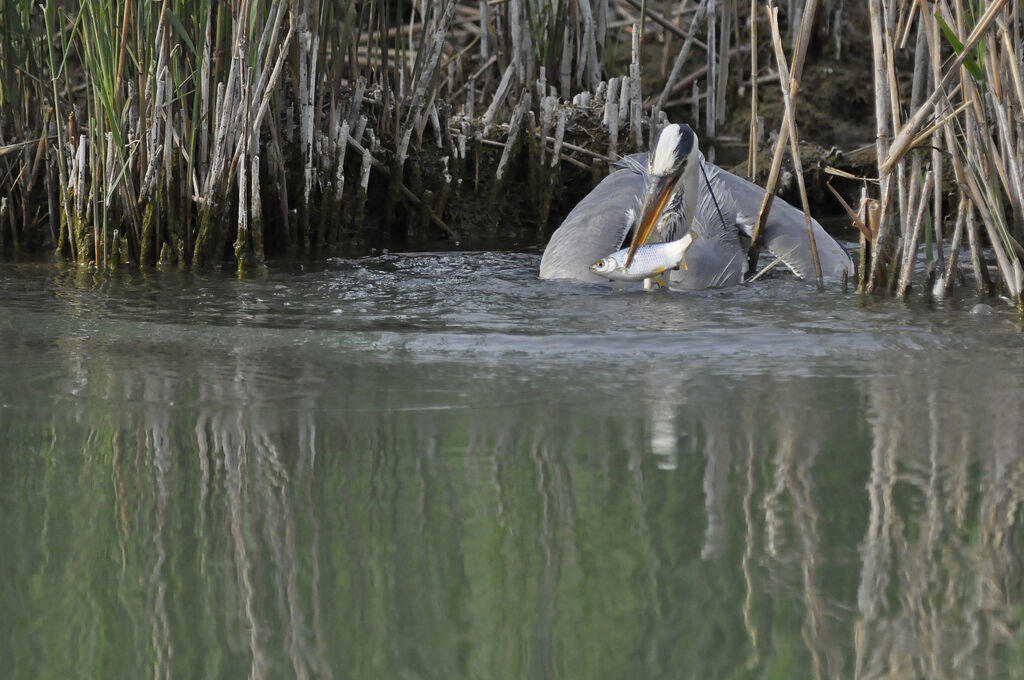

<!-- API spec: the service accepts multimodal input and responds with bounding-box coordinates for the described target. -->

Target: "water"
[2,254,1023,679]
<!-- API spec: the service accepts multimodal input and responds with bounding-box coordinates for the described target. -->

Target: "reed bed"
[0,0,1021,306]
[852,0,1024,309]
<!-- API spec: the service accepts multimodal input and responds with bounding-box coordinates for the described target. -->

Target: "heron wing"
[668,234,747,290]
[713,166,854,280]
[539,167,645,281]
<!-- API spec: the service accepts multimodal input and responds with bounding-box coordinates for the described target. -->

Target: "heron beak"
[625,173,677,268]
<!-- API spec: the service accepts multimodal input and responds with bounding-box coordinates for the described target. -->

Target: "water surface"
[2,255,1023,679]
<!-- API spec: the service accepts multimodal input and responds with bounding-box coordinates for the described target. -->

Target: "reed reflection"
[850,357,1024,680]
[621,354,1024,679]
[8,331,1024,680]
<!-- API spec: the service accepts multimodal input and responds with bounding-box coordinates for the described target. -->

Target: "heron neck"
[680,153,702,232]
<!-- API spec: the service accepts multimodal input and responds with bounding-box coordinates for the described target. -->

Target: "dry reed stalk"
[961,154,1022,300]
[401,0,457,160]
[508,0,526,84]
[236,100,251,269]
[473,135,592,169]
[766,5,822,288]
[824,178,871,241]
[713,0,732,131]
[352,145,373,241]
[864,0,892,294]
[925,9,945,272]
[657,0,709,108]
[495,90,531,183]
[538,93,554,167]
[605,76,620,156]
[949,3,1024,303]
[903,149,922,267]
[577,0,601,92]
[896,169,934,299]
[44,154,58,247]
[89,130,99,266]
[557,25,573,98]
[705,0,717,159]
[199,6,212,181]
[965,204,989,296]
[103,131,116,267]
[624,0,688,40]
[856,191,876,292]
[73,135,88,264]
[140,8,169,205]
[747,0,818,273]
[298,0,319,248]
[663,64,773,108]
[617,72,631,134]
[0,198,8,251]
[883,6,915,277]
[194,0,297,267]
[482,62,516,131]
[879,0,1010,176]
[630,27,644,149]
[940,195,968,297]
[551,107,567,168]
[747,0,758,179]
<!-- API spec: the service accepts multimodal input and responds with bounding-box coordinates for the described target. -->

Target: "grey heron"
[538,123,853,288]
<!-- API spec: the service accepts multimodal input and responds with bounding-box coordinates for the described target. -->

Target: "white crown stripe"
[652,124,684,175]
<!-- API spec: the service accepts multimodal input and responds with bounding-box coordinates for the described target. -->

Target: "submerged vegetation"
[0,0,1021,304]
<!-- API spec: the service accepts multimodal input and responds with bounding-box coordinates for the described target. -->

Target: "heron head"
[625,124,700,267]
[649,123,696,179]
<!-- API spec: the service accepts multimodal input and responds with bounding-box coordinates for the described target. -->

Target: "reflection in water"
[6,348,1022,678]
[851,363,1024,680]
[3,262,1024,679]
